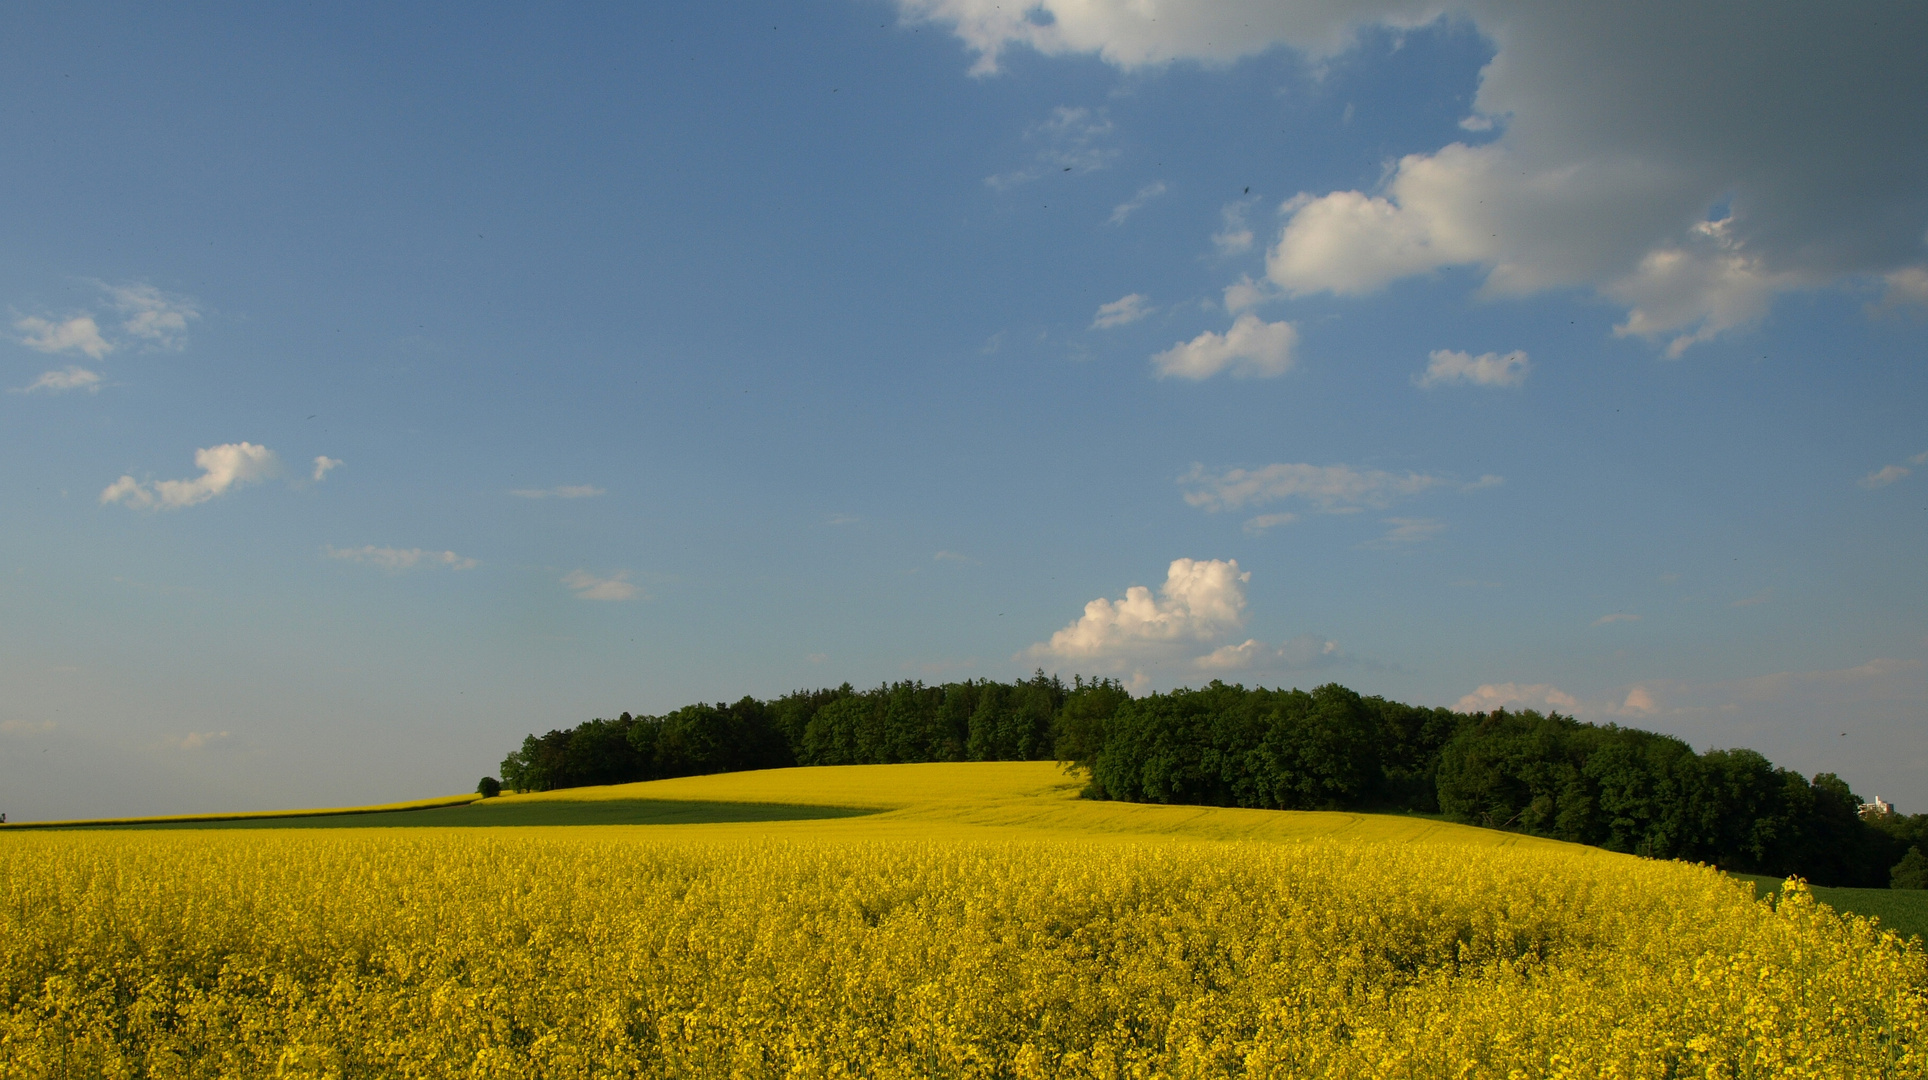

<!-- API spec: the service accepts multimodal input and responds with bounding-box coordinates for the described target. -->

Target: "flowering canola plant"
[1,764,1924,1078]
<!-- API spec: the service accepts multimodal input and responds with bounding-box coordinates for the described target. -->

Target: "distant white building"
[1860,795,1895,818]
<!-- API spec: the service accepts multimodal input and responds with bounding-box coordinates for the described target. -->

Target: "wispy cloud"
[1417,349,1531,389]
[1187,462,1503,516]
[934,550,979,564]
[101,442,282,510]
[986,106,1117,189]
[312,456,342,482]
[1222,275,1276,313]
[1211,198,1257,255]
[1183,462,1465,513]
[1458,658,1925,738]
[1879,266,1928,311]
[172,730,233,751]
[15,314,111,359]
[1091,293,1153,329]
[1192,633,1355,674]
[326,545,479,572]
[102,283,199,350]
[1108,181,1166,225]
[13,282,200,360]
[563,569,637,601]
[1242,512,1297,535]
[511,484,606,499]
[13,366,102,394]
[1861,464,1910,488]
[1593,612,1641,625]
[1362,517,1445,548]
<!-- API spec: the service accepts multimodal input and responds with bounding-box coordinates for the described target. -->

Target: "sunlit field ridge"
[3,763,1923,1077]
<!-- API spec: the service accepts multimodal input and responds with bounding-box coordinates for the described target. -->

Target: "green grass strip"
[1733,872,1928,943]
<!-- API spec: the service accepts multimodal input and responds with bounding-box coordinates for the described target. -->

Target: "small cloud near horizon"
[1860,452,1926,489]
[175,730,231,750]
[564,569,638,601]
[327,545,479,572]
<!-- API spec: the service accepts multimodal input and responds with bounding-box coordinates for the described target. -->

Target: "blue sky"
[4,1,1925,819]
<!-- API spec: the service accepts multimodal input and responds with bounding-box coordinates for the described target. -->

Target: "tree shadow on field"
[69,799,876,830]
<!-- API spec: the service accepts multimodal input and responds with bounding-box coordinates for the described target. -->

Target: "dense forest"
[494,675,1928,889]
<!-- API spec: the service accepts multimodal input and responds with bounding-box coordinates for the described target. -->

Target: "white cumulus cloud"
[312,456,342,482]
[14,366,102,394]
[564,569,638,601]
[1618,685,1659,715]
[1454,682,1582,715]
[1418,348,1530,389]
[326,546,479,572]
[1029,558,1249,669]
[100,442,281,510]
[902,0,1928,353]
[1091,293,1153,329]
[16,314,112,359]
[1152,313,1297,379]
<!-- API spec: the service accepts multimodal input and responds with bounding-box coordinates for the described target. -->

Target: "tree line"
[496,673,1094,793]
[493,675,1925,888]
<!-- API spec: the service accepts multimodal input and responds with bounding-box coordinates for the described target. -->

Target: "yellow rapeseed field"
[3,762,1924,1078]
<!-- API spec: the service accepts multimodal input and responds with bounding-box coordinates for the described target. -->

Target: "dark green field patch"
[79,799,875,830]
[1734,873,1928,943]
